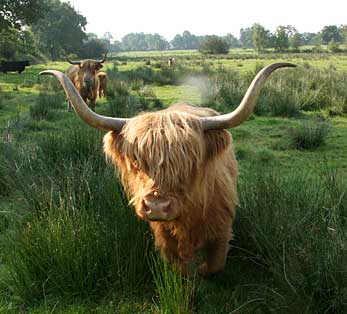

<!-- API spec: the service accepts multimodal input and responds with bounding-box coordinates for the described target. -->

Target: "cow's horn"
[200,62,296,130]
[96,50,108,63]
[66,56,81,65]
[39,70,128,131]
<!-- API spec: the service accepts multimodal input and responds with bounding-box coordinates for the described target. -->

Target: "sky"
[65,0,346,41]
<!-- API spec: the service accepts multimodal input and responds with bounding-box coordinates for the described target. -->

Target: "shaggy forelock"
[120,111,205,191]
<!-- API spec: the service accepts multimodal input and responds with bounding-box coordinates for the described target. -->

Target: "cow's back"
[165,103,219,118]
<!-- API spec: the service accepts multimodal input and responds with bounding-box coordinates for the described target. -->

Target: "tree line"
[1,0,347,62]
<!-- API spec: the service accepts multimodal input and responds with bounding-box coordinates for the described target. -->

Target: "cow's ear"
[204,129,231,160]
[103,130,124,163]
[96,63,103,70]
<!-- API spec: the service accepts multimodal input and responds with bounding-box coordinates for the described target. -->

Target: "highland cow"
[65,52,107,111]
[97,71,108,98]
[40,62,295,276]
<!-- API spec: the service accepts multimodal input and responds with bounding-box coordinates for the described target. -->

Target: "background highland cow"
[97,71,108,98]
[65,52,108,111]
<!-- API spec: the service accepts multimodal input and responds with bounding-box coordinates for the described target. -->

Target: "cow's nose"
[143,197,171,213]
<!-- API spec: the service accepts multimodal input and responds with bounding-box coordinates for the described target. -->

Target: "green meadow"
[0,50,346,313]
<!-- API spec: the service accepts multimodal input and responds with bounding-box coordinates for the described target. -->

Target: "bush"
[199,36,230,54]
[328,40,341,53]
[290,118,330,149]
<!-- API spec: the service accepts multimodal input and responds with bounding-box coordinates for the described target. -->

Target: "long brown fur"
[103,103,238,275]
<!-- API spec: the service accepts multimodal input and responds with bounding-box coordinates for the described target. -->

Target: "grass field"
[0,49,346,313]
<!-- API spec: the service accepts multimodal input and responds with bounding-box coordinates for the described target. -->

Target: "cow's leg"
[67,100,72,111]
[151,224,189,275]
[198,235,231,276]
[90,98,96,112]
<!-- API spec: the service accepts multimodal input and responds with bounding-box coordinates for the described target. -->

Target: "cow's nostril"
[162,204,171,213]
[142,200,151,212]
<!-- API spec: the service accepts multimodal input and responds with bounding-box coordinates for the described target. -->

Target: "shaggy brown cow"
[97,71,108,98]
[40,62,295,276]
[65,52,107,111]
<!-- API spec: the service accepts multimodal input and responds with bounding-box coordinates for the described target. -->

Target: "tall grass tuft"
[237,165,347,313]
[30,79,65,120]
[150,255,197,314]
[3,126,151,302]
[0,143,16,196]
[290,118,330,149]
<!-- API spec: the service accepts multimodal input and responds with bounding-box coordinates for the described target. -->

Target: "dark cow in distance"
[0,60,30,74]
[40,62,296,276]
[65,52,107,111]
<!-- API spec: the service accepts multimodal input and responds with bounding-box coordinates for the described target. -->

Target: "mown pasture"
[0,50,346,314]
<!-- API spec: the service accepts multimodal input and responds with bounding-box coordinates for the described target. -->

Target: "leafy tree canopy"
[32,0,87,60]
[321,25,341,44]
[0,0,47,29]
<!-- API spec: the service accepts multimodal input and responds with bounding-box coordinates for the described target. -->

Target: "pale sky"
[65,0,346,41]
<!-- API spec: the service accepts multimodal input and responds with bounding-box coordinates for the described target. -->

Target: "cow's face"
[77,60,102,90]
[104,111,231,221]
[79,60,103,74]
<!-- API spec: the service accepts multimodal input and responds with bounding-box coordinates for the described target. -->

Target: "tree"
[111,40,123,52]
[170,31,200,50]
[101,32,113,51]
[284,26,301,50]
[252,23,270,52]
[80,33,107,58]
[301,32,318,45]
[122,33,146,51]
[224,33,240,48]
[321,25,341,44]
[0,0,48,60]
[290,31,301,51]
[121,33,168,51]
[0,0,47,30]
[339,25,347,48]
[239,27,253,48]
[145,33,168,50]
[273,25,289,52]
[199,35,230,54]
[0,27,42,60]
[32,0,87,60]
[171,34,184,49]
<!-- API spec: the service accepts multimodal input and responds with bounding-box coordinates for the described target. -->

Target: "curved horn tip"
[39,70,56,76]
[268,62,297,69]
[100,50,108,63]
[200,62,296,131]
